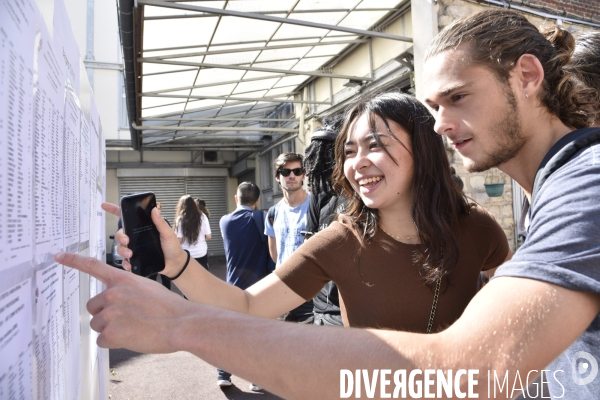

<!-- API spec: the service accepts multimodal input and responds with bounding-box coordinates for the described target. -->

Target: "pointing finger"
[55,252,120,285]
[101,202,122,218]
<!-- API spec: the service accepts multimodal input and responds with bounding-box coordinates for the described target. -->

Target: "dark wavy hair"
[426,9,592,130]
[568,31,600,124]
[174,195,202,244]
[331,92,471,284]
[304,114,344,195]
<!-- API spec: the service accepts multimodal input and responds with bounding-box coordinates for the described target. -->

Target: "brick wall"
[518,0,600,23]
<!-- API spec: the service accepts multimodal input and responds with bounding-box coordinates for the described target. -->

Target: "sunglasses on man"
[278,168,305,177]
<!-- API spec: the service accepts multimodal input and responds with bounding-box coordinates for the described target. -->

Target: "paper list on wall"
[63,91,80,249]
[34,23,65,257]
[79,115,91,248]
[52,0,80,96]
[89,99,100,258]
[63,265,81,400]
[34,262,66,400]
[0,0,37,270]
[100,130,106,256]
[0,279,34,400]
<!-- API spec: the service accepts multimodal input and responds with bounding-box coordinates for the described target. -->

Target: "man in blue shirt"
[217,182,271,390]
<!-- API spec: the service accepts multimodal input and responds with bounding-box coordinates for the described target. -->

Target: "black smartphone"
[120,192,165,277]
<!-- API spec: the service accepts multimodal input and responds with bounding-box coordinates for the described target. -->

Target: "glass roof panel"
[337,11,388,30]
[295,0,359,11]
[211,16,280,44]
[291,56,334,71]
[252,59,300,71]
[143,47,207,58]
[208,42,268,51]
[229,89,269,98]
[194,68,246,85]
[255,47,312,63]
[233,78,282,94]
[270,24,330,41]
[144,5,208,17]
[142,62,195,75]
[190,83,238,97]
[142,70,199,93]
[320,35,359,41]
[242,70,286,79]
[266,86,299,97]
[225,0,297,12]
[142,97,186,109]
[143,18,218,50]
[184,98,227,111]
[141,103,187,118]
[356,0,405,9]
[304,43,349,57]
[266,38,322,47]
[216,104,256,116]
[271,75,310,88]
[287,12,347,26]
[202,51,261,65]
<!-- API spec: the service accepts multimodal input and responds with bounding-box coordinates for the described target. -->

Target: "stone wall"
[449,153,516,252]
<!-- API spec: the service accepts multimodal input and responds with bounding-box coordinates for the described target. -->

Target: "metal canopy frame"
[117,0,412,151]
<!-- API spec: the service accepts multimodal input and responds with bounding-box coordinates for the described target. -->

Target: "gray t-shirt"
[494,141,600,399]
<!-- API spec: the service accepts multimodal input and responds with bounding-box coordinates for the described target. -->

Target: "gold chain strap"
[426,278,442,334]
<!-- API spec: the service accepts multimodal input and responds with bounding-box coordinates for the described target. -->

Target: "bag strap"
[532,127,600,204]
[426,278,442,334]
[251,210,268,243]
[267,205,276,226]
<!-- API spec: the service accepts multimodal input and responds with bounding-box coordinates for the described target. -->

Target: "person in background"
[302,116,345,326]
[265,152,314,324]
[195,198,211,219]
[216,182,271,391]
[568,31,600,127]
[174,195,211,270]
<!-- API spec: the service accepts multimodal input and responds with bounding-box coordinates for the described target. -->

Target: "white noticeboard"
[0,0,109,398]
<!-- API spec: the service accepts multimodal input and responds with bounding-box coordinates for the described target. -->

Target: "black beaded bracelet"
[170,249,190,280]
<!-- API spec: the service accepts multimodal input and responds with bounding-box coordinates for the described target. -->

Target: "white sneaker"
[249,384,262,391]
[217,379,232,387]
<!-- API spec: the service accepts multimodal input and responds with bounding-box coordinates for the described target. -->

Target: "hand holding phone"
[120,192,166,277]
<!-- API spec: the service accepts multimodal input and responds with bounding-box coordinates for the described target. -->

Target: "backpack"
[253,208,276,272]
[251,210,268,244]
[531,127,600,204]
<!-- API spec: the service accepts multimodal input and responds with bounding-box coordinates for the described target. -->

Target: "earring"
[525,93,529,98]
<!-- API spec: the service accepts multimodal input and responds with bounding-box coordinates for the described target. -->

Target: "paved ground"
[108,256,283,400]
